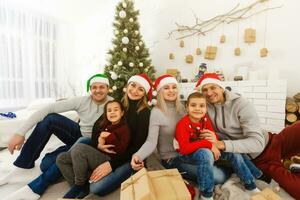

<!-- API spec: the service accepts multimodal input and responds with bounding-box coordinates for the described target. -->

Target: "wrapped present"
[204,46,217,60]
[244,28,256,43]
[120,168,191,200]
[250,188,282,200]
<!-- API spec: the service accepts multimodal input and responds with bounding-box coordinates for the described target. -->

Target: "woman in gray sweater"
[131,74,229,185]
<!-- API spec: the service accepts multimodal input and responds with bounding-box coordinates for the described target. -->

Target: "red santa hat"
[153,74,178,93]
[195,73,225,90]
[127,73,153,104]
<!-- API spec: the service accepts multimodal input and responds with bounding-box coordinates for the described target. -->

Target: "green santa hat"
[86,73,110,92]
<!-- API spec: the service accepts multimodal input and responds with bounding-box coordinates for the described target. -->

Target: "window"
[0,5,60,108]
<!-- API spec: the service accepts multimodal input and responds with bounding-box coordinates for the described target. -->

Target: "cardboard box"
[250,188,282,200]
[120,168,191,200]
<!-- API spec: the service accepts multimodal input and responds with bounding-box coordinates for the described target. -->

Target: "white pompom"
[118,61,123,66]
[129,18,134,22]
[122,47,127,52]
[151,99,157,105]
[139,41,143,46]
[121,37,129,44]
[112,85,117,90]
[123,29,128,34]
[139,62,143,67]
[135,46,140,50]
[109,71,118,80]
[152,90,157,96]
[129,62,134,67]
[119,10,126,18]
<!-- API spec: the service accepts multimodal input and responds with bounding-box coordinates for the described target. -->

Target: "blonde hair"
[156,87,184,115]
[122,89,150,113]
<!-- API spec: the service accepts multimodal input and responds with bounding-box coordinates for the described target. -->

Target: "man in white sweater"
[1,73,113,200]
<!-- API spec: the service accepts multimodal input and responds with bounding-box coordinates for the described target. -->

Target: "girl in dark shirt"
[56,100,130,198]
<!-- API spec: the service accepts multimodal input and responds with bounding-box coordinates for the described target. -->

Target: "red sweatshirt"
[175,114,218,155]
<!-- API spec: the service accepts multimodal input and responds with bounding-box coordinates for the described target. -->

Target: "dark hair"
[99,99,125,128]
[186,92,206,106]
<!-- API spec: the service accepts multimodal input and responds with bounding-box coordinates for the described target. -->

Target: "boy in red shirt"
[175,92,261,200]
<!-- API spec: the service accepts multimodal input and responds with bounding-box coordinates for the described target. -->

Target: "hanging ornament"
[196,48,201,55]
[129,62,134,67]
[113,64,118,69]
[123,29,128,34]
[123,87,127,92]
[119,10,126,18]
[114,30,119,35]
[220,35,226,43]
[112,86,117,90]
[122,47,127,52]
[185,54,193,64]
[234,48,241,56]
[121,37,129,44]
[129,18,134,22]
[169,53,175,60]
[179,40,185,48]
[244,28,256,44]
[135,46,140,50]
[109,88,113,93]
[109,71,118,80]
[118,61,123,66]
[138,41,143,46]
[135,30,139,35]
[106,54,112,60]
[139,62,143,67]
[260,48,268,57]
[122,2,127,8]
[144,68,148,72]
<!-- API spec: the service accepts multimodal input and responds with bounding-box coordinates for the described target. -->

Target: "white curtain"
[0,2,70,109]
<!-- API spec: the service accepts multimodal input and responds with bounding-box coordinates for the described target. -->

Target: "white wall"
[6,0,300,96]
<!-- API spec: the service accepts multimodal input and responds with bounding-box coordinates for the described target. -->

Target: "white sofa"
[0,98,78,147]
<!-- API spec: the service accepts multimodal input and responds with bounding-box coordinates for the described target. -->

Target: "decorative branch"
[168,0,282,40]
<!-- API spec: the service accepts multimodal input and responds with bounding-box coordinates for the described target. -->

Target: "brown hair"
[99,99,125,128]
[186,92,206,106]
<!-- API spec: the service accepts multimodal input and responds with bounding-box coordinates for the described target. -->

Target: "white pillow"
[26,98,55,111]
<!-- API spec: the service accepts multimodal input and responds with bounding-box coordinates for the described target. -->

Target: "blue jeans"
[90,162,133,196]
[178,149,261,198]
[23,114,83,195]
[221,152,262,190]
[161,150,230,198]
[14,113,82,169]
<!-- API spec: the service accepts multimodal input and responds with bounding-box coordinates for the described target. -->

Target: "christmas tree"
[104,0,156,100]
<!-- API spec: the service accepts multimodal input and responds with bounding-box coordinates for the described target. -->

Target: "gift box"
[250,188,282,200]
[120,168,191,200]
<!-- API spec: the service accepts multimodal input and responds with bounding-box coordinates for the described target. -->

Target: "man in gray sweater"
[196,73,300,199]
[1,73,113,200]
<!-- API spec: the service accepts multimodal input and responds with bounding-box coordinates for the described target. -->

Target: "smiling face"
[160,83,178,102]
[187,97,207,123]
[106,102,124,125]
[127,81,146,100]
[201,83,225,104]
[90,83,109,103]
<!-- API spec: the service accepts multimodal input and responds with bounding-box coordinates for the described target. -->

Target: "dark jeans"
[14,113,82,169]
[14,113,82,195]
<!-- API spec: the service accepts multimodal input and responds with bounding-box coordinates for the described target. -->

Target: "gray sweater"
[135,102,185,160]
[207,90,269,159]
[17,95,112,137]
